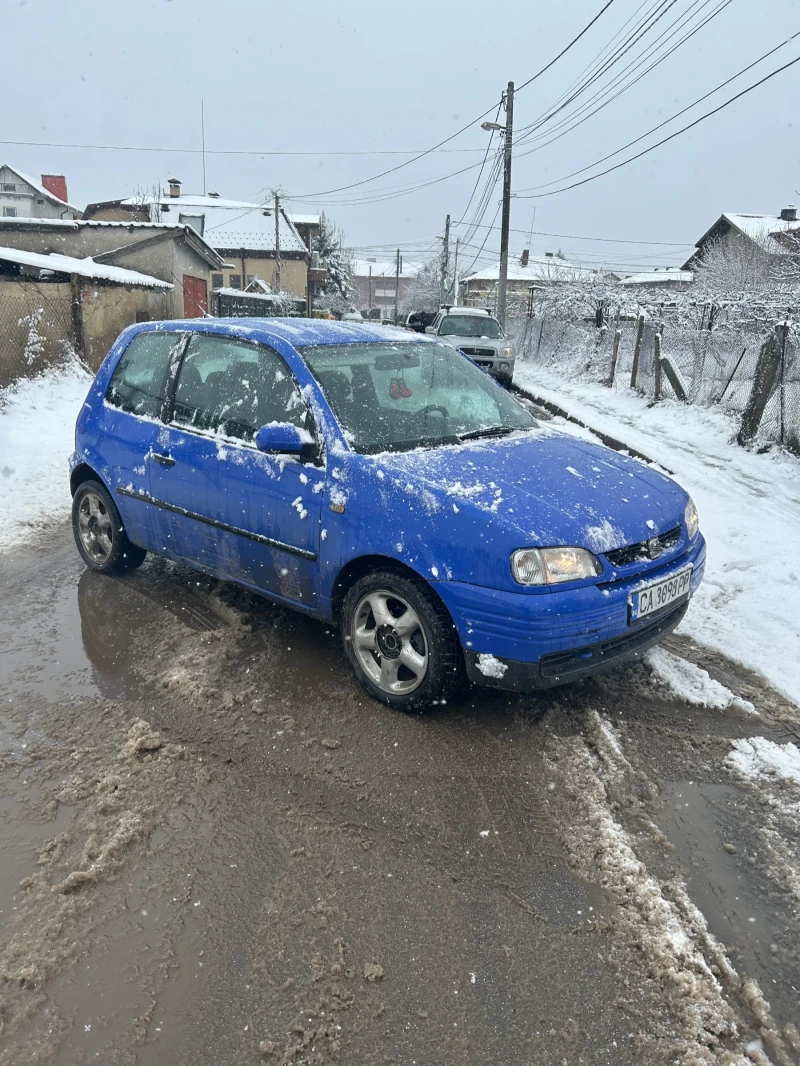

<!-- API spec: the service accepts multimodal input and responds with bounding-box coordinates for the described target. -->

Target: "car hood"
[371,430,687,552]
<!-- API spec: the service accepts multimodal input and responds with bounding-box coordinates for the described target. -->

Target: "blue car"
[70,318,705,711]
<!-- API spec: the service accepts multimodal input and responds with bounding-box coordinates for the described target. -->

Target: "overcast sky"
[4,0,799,273]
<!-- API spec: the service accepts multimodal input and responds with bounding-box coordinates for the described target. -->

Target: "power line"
[515,0,619,93]
[513,0,733,154]
[515,50,800,199]
[515,25,800,192]
[288,0,620,201]
[0,138,488,157]
[453,220,693,245]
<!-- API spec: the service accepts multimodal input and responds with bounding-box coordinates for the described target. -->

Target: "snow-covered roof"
[463,256,594,283]
[119,193,307,253]
[0,245,172,288]
[287,213,321,226]
[1,164,80,213]
[620,268,693,286]
[351,258,422,280]
[213,286,281,302]
[722,212,799,242]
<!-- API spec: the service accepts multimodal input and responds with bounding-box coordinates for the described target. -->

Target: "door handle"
[151,452,175,467]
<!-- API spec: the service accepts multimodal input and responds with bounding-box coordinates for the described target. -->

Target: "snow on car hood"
[371,430,688,552]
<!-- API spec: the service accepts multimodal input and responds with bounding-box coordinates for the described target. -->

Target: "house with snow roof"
[683,205,800,268]
[459,251,601,310]
[83,179,313,303]
[0,164,81,221]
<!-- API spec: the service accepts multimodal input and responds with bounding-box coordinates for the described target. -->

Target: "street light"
[480,121,504,132]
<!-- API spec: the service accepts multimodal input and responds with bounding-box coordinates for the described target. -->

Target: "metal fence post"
[630,313,645,389]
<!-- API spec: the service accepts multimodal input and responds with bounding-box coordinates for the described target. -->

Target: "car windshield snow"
[438,315,503,339]
[300,341,535,454]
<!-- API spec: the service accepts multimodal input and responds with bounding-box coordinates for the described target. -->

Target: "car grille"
[458,346,496,358]
[605,525,681,566]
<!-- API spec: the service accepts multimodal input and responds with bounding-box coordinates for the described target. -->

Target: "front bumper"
[437,535,705,692]
[457,347,515,380]
[465,599,688,690]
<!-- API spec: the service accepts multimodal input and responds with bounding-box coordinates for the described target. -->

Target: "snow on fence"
[511,312,800,453]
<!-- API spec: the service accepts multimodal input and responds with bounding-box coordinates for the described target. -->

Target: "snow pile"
[476,652,508,679]
[647,648,756,714]
[726,737,800,785]
[0,362,90,551]
[515,365,800,706]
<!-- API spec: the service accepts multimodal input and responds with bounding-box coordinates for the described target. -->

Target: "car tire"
[497,373,513,389]
[341,568,464,711]
[72,479,147,575]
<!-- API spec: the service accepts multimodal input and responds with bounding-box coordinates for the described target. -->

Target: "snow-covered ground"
[0,363,90,551]
[515,363,800,707]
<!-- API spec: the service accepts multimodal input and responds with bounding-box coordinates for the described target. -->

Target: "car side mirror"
[425,326,436,334]
[255,422,307,454]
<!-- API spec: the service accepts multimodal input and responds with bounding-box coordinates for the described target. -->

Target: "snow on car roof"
[135,317,426,347]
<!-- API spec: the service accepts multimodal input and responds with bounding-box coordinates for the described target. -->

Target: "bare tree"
[129,183,164,222]
[400,257,440,314]
[692,231,797,292]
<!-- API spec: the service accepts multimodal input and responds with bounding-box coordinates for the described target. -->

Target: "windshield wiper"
[457,426,516,443]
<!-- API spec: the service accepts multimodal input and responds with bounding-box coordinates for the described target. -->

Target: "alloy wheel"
[351,590,429,695]
[77,491,115,565]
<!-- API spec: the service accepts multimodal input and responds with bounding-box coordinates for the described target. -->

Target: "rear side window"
[171,334,308,443]
[106,332,182,419]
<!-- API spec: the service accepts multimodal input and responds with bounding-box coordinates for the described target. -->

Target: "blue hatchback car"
[70,318,705,711]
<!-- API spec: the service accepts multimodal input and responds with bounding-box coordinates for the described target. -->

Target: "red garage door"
[183,275,208,318]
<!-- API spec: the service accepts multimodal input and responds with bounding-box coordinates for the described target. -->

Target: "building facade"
[0,217,224,318]
[351,258,421,320]
[0,165,80,220]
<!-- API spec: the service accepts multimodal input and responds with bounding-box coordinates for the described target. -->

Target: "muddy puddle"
[2,530,800,1064]
[659,777,800,1033]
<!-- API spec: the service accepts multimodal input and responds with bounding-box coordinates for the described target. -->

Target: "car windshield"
[438,314,502,339]
[300,341,535,454]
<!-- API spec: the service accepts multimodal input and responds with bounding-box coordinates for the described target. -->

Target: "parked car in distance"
[405,310,437,334]
[426,305,514,386]
[70,318,705,712]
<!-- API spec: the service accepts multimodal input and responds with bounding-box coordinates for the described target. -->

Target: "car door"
[102,329,186,552]
[149,332,322,607]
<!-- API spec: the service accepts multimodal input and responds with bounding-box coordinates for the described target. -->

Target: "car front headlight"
[511,546,603,586]
[685,498,699,539]
[498,346,513,358]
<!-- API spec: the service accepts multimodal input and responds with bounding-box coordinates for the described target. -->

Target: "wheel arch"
[70,462,106,496]
[330,554,449,624]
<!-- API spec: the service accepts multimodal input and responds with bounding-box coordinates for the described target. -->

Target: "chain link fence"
[511,312,800,453]
[0,283,77,390]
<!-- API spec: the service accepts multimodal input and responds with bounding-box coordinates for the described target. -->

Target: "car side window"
[106,332,182,419]
[171,334,308,444]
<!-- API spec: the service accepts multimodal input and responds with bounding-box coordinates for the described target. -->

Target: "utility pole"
[274,191,281,293]
[394,249,401,325]
[441,213,450,304]
[452,237,459,304]
[368,265,373,315]
[497,80,514,329]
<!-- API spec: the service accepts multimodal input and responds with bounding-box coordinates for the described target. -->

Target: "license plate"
[629,566,692,622]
